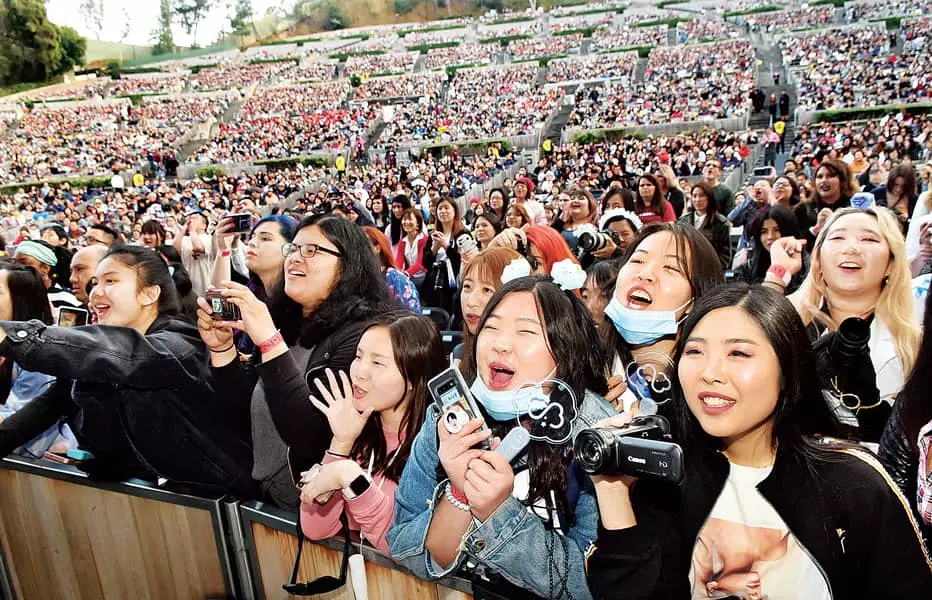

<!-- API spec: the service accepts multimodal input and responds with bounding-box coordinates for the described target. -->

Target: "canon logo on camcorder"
[626,456,647,465]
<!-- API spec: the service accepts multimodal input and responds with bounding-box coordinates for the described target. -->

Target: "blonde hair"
[794,207,920,375]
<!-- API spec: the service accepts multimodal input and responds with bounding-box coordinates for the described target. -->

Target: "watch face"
[348,474,371,497]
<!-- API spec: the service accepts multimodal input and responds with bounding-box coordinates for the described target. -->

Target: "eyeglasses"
[281,243,342,259]
[283,511,350,596]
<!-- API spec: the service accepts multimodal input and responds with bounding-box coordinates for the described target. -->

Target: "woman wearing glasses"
[197,215,394,509]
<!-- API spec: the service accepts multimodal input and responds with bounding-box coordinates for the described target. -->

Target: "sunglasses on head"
[283,511,350,596]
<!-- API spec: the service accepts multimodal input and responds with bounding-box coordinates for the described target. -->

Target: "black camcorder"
[577,229,620,254]
[574,415,684,484]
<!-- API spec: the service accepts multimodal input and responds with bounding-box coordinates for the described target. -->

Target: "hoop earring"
[882,275,889,289]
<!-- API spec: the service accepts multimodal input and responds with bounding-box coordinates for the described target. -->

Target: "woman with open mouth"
[796,159,858,247]
[389,276,614,600]
[601,222,724,413]
[772,207,919,443]
[587,284,932,599]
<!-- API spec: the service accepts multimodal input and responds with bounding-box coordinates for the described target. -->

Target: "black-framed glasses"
[283,511,350,596]
[281,243,342,259]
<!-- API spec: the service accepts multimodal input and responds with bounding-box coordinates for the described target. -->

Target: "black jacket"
[879,399,932,543]
[0,317,254,496]
[213,320,369,484]
[678,212,732,272]
[586,443,932,599]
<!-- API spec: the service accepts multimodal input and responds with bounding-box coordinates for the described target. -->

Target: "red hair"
[363,226,398,269]
[524,226,577,275]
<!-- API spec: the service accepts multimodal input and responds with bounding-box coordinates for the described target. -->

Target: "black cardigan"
[586,443,932,599]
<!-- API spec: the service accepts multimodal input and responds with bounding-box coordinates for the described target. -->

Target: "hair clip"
[550,259,586,291]
[501,257,532,284]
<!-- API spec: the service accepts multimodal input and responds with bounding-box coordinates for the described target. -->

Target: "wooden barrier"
[238,502,474,600]
[0,457,235,600]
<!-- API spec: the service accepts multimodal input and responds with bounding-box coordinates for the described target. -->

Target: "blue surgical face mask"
[470,369,555,421]
[604,296,692,346]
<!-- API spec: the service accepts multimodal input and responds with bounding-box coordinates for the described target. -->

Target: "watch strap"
[343,473,371,499]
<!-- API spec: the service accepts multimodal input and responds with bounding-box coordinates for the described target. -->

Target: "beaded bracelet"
[258,330,283,355]
[445,482,470,511]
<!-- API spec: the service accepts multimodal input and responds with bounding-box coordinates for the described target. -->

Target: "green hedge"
[723,5,781,18]
[369,71,406,78]
[480,34,533,46]
[872,16,904,30]
[552,26,602,38]
[599,45,655,58]
[340,33,370,41]
[189,63,219,74]
[117,92,169,105]
[655,0,687,7]
[810,0,846,6]
[0,176,112,195]
[254,155,333,168]
[813,103,932,123]
[544,0,588,7]
[440,63,489,77]
[398,24,465,37]
[116,66,162,75]
[554,7,620,16]
[407,41,460,53]
[249,57,300,65]
[328,49,386,61]
[634,17,691,28]
[572,128,648,143]
[490,16,536,25]
[259,37,322,47]
[195,166,226,179]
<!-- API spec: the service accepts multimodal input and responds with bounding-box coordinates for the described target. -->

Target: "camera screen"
[211,297,224,312]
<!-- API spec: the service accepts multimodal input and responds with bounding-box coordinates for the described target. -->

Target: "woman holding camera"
[424,197,471,313]
[601,222,724,412]
[0,245,254,495]
[199,215,394,509]
[388,276,614,599]
[299,312,445,553]
[587,284,932,599]
[770,208,919,440]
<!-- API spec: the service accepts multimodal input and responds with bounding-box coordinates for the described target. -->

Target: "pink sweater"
[300,429,400,554]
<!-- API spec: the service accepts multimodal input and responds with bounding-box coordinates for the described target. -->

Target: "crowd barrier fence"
[0,455,475,600]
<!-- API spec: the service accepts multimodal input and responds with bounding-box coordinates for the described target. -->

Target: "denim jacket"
[387,390,614,599]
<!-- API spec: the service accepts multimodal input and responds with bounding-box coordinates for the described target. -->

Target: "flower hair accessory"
[501,257,532,284]
[550,259,586,291]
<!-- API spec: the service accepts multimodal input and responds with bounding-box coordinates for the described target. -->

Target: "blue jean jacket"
[387,390,614,599]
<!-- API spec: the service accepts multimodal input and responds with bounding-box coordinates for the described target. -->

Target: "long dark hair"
[747,206,801,282]
[895,289,932,453]
[636,174,667,215]
[353,311,446,481]
[690,180,720,222]
[466,276,608,525]
[671,284,840,464]
[271,215,394,348]
[247,215,298,303]
[431,197,465,238]
[603,222,725,364]
[0,263,53,401]
[388,195,412,246]
[487,187,510,219]
[103,244,180,317]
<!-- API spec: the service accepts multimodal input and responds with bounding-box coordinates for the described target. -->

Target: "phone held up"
[57,307,89,328]
[205,289,242,322]
[428,367,492,451]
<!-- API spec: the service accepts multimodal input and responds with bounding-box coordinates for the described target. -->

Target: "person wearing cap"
[13,240,81,322]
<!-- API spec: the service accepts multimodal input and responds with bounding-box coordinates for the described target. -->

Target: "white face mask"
[470,367,557,422]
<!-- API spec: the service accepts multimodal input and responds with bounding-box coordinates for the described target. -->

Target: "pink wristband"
[220,249,231,258]
[258,330,283,354]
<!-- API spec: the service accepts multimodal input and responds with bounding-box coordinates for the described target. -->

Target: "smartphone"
[58,307,89,328]
[205,290,242,321]
[227,213,252,233]
[457,235,478,255]
[427,367,492,450]
[44,451,78,465]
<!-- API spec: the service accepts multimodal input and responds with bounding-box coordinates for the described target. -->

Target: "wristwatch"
[342,474,371,499]
[767,264,792,287]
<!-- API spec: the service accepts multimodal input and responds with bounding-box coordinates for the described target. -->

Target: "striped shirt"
[917,419,932,527]
[47,284,83,324]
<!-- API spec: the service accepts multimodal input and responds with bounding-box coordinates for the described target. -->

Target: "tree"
[174,0,212,47]
[229,0,253,43]
[151,0,176,56]
[58,26,87,73]
[79,0,104,40]
[0,0,66,84]
[323,1,349,29]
